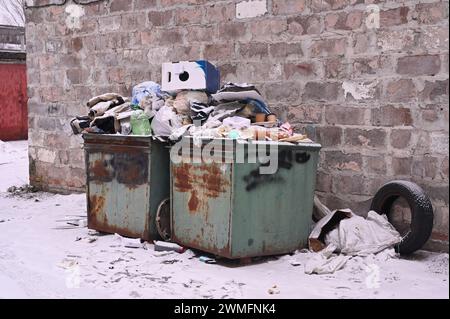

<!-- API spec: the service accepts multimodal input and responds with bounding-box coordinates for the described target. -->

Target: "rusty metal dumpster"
[170,137,322,259]
[83,134,170,240]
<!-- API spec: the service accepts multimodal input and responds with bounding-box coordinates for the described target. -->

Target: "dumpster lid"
[82,133,169,142]
[180,136,322,150]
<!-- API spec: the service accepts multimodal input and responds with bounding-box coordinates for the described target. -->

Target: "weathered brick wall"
[25,0,449,251]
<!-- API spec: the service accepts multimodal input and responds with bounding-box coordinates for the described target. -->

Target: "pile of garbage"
[70,61,313,144]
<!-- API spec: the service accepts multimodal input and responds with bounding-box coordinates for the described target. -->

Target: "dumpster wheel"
[156,198,171,241]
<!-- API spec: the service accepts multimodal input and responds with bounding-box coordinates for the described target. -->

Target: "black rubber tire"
[370,180,434,255]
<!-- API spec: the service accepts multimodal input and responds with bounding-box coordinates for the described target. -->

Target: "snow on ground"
[0,140,448,299]
[0,140,28,192]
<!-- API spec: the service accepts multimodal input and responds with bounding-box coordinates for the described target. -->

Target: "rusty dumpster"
[83,134,170,240]
[170,137,322,259]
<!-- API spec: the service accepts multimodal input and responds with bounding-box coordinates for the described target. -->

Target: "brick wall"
[25,0,449,251]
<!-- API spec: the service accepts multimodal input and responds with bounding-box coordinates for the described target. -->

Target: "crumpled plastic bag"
[140,94,165,118]
[131,81,163,105]
[151,105,182,136]
[304,244,351,275]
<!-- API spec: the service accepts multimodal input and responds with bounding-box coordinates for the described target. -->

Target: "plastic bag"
[151,106,182,136]
[131,81,163,106]
[130,111,151,135]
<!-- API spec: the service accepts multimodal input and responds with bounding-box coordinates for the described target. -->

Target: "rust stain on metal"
[188,190,200,212]
[200,164,229,197]
[89,195,105,216]
[173,163,229,198]
[91,160,112,182]
[173,163,193,192]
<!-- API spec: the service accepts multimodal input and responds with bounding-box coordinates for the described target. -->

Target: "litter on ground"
[0,140,448,299]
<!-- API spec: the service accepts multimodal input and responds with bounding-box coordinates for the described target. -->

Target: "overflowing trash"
[70,60,313,144]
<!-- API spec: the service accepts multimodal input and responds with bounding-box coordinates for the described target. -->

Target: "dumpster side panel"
[85,137,152,239]
[171,162,233,257]
[230,146,320,258]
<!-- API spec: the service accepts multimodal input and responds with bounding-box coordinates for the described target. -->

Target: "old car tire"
[370,180,434,255]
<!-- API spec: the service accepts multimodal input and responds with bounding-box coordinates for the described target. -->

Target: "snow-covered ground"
[0,140,448,299]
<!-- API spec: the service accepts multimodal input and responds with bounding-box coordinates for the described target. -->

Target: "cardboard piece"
[161,60,220,94]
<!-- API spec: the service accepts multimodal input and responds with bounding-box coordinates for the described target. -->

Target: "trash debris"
[199,256,216,264]
[142,241,153,250]
[222,116,251,130]
[304,244,351,275]
[313,195,332,221]
[130,110,151,135]
[88,229,101,236]
[290,260,302,267]
[154,251,175,257]
[309,209,402,257]
[325,211,402,256]
[66,60,316,146]
[6,184,38,199]
[268,285,280,295]
[154,241,185,253]
[152,105,183,136]
[66,219,87,227]
[87,237,97,243]
[131,81,163,107]
[114,233,143,249]
[162,60,220,94]
[162,259,181,265]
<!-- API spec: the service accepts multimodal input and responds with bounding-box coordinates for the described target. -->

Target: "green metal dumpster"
[83,134,170,241]
[170,137,322,259]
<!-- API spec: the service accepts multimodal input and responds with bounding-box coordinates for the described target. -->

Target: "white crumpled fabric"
[302,209,402,275]
[304,244,351,275]
[324,211,402,257]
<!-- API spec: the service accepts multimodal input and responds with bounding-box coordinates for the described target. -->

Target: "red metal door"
[0,63,28,141]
